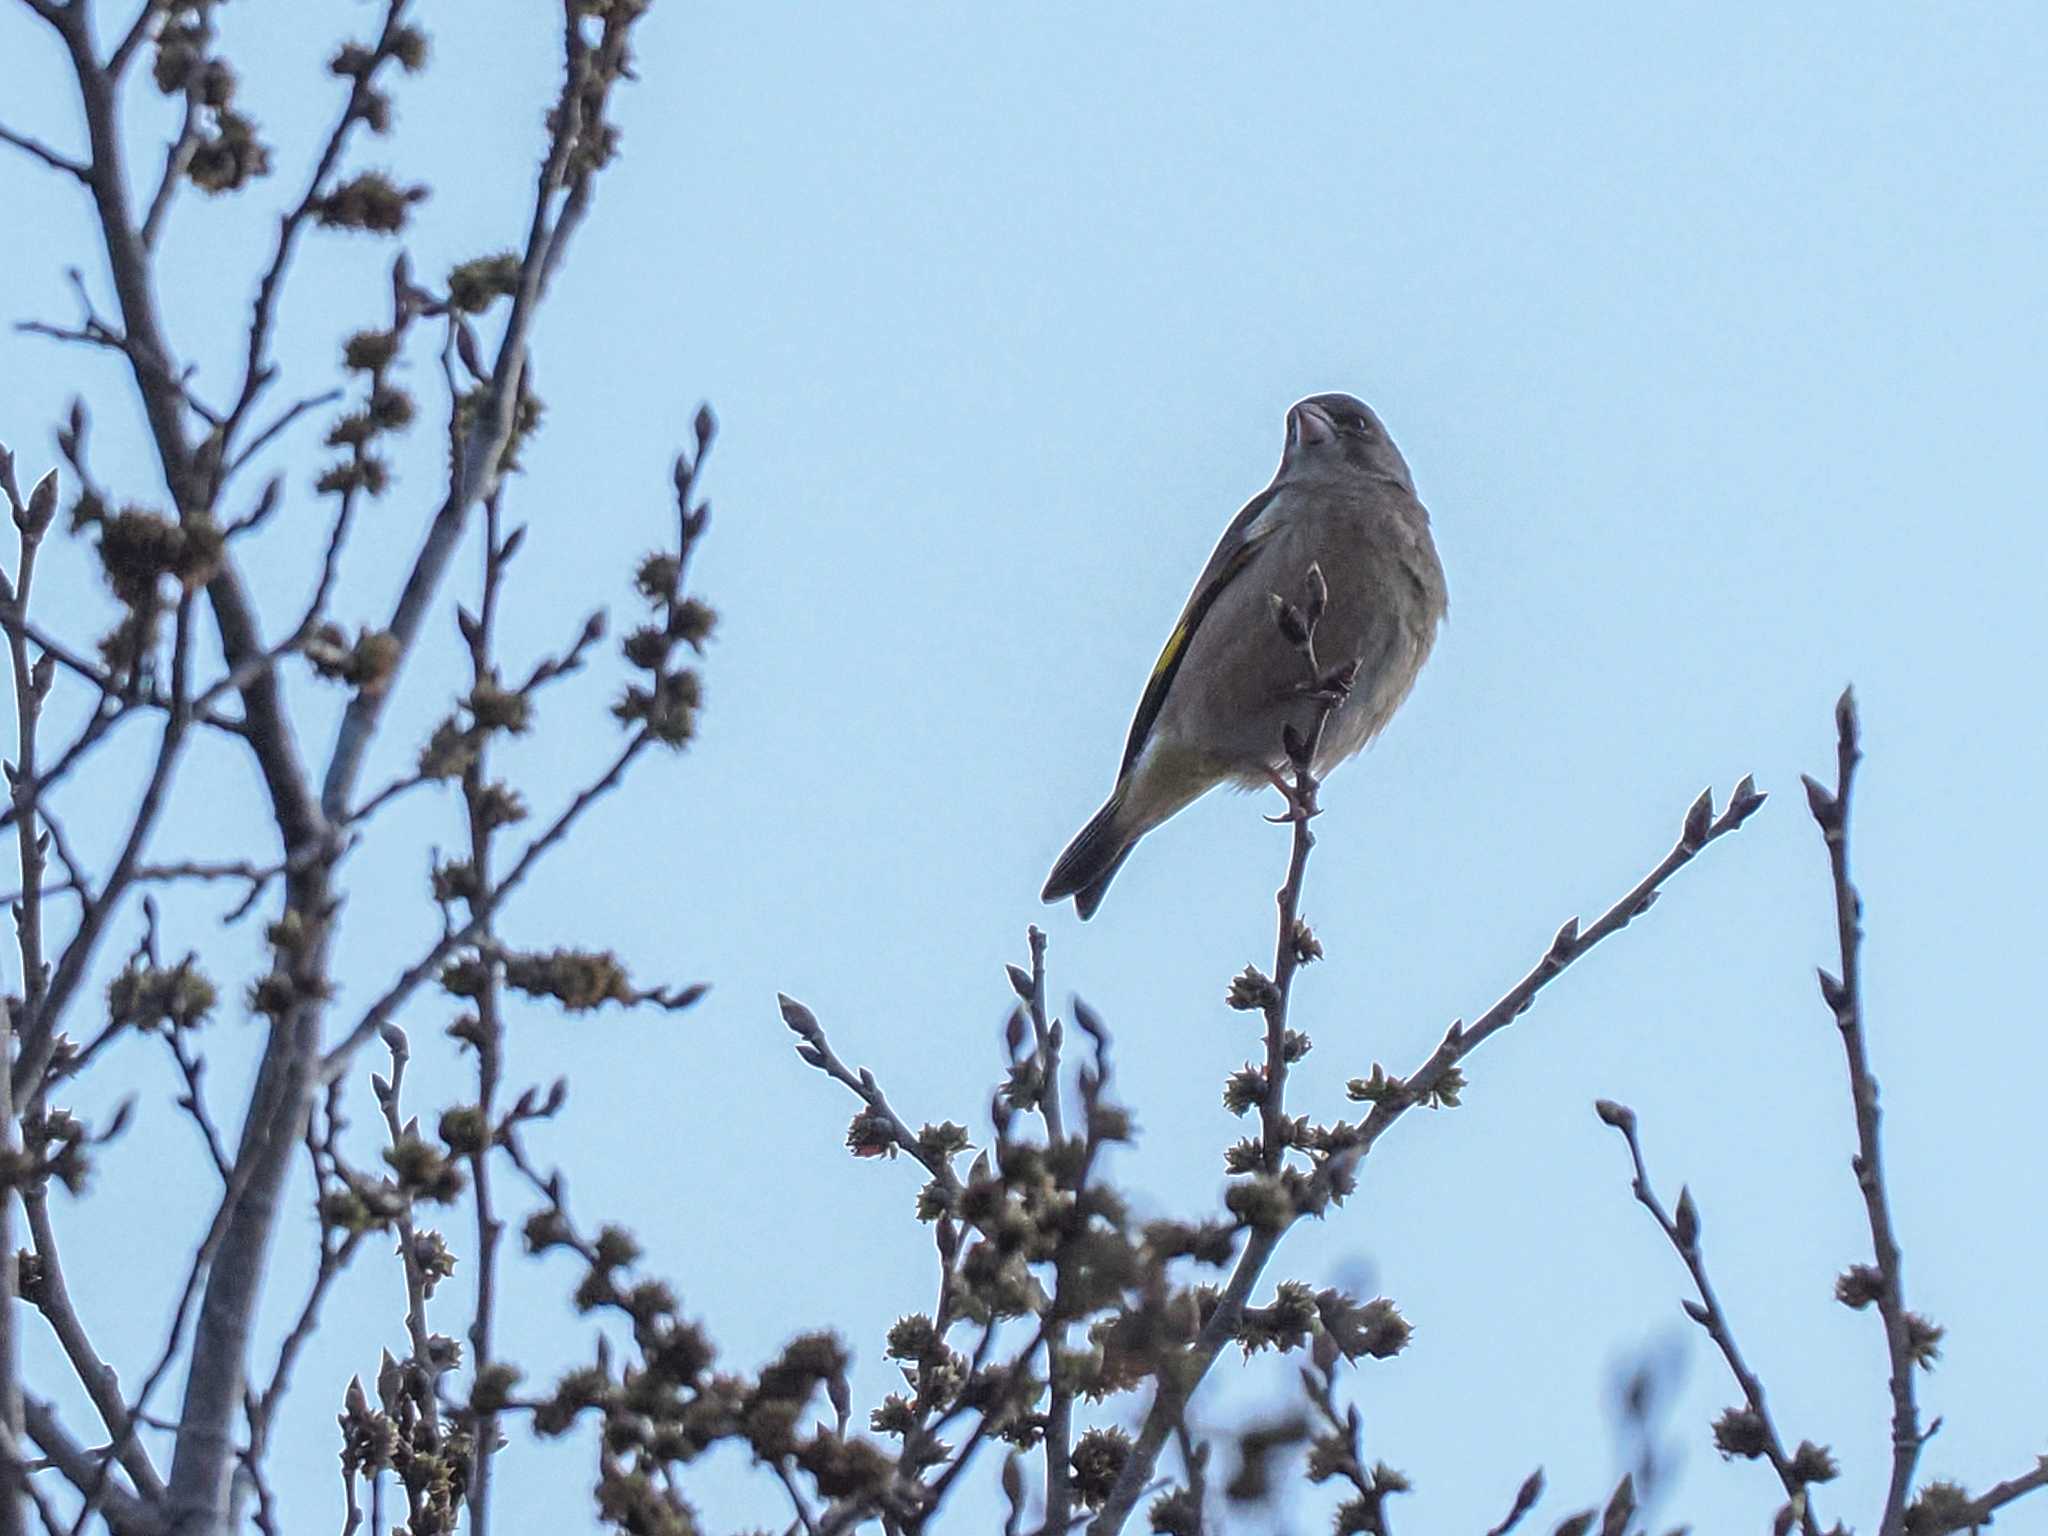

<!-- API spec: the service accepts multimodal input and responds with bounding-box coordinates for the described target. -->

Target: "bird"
[1041,393,1447,919]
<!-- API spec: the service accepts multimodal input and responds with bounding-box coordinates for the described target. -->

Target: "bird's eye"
[1343,413,1370,434]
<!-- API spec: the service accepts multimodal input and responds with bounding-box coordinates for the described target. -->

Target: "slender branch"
[1596,1103,1821,1536]
[13,598,197,1102]
[1253,565,1349,1175]
[773,1461,824,1536]
[20,1193,166,1500]
[1802,688,1924,1536]
[1020,928,1075,1534]
[218,0,412,453]
[0,611,110,699]
[1327,777,1768,1188]
[0,855,289,913]
[16,310,223,429]
[1,450,54,1536]
[1087,774,1768,1535]
[35,0,331,863]
[36,806,93,910]
[164,1022,235,1183]
[462,493,510,1534]
[84,1105,274,1536]
[140,50,207,253]
[1940,1461,2048,1533]
[253,1095,362,1437]
[108,3,159,79]
[369,1036,443,1442]
[0,124,88,180]
[17,1401,152,1536]
[343,767,435,827]
[319,729,657,1082]
[320,0,629,820]
[0,1422,68,1536]
[224,389,342,478]
[775,997,962,1196]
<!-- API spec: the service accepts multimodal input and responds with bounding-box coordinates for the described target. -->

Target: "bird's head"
[1280,393,1415,492]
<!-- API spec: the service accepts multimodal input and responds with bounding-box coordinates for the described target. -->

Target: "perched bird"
[1042,393,1447,918]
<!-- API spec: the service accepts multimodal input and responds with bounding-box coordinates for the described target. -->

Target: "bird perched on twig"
[1042,393,1447,918]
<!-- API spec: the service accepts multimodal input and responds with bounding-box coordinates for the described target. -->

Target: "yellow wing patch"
[1116,534,1266,779]
[1148,622,1189,685]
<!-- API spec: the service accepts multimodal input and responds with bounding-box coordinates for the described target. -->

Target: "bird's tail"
[1042,788,1139,920]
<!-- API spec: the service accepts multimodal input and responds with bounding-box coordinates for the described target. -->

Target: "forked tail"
[1041,790,1137,920]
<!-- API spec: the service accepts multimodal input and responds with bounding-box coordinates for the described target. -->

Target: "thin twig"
[319,0,628,821]
[20,1193,166,1500]
[140,33,208,254]
[218,0,413,453]
[17,310,223,428]
[463,492,510,1534]
[1803,688,1924,1536]
[370,1034,443,1441]
[164,1022,234,1184]
[17,1401,152,1536]
[2,449,51,1536]
[64,1096,269,1536]
[319,729,658,1082]
[1941,1462,2048,1532]
[1020,927,1076,1534]
[0,123,88,180]
[225,389,343,477]
[249,1089,365,1459]
[775,997,963,1195]
[1596,1103,1822,1536]
[13,598,198,1103]
[0,855,288,913]
[344,768,436,827]
[107,3,159,79]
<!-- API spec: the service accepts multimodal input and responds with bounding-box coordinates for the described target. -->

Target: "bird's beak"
[1289,401,1337,449]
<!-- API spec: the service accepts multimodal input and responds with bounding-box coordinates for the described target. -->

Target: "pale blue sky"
[3,3,2045,1532]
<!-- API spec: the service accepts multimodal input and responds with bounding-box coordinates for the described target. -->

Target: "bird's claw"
[1264,805,1319,825]
[1263,766,1320,823]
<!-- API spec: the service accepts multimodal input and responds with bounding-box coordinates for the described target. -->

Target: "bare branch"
[13,597,198,1101]
[1803,688,1926,1536]
[253,1094,364,1439]
[224,390,342,479]
[776,994,968,1196]
[218,0,414,451]
[164,1023,234,1183]
[319,728,660,1083]
[17,304,224,429]
[3,446,56,1536]
[88,1111,276,1535]
[1595,1102,1823,1535]
[107,3,159,79]
[0,123,88,181]
[0,703,126,837]
[1938,1460,2048,1533]
[320,2,639,821]
[0,855,290,916]
[140,63,206,252]
[20,1193,167,1501]
[17,1400,153,1535]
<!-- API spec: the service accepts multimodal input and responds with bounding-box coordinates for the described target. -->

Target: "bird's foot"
[1263,766,1320,824]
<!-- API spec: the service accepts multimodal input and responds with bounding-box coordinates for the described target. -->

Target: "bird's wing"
[1117,487,1283,779]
